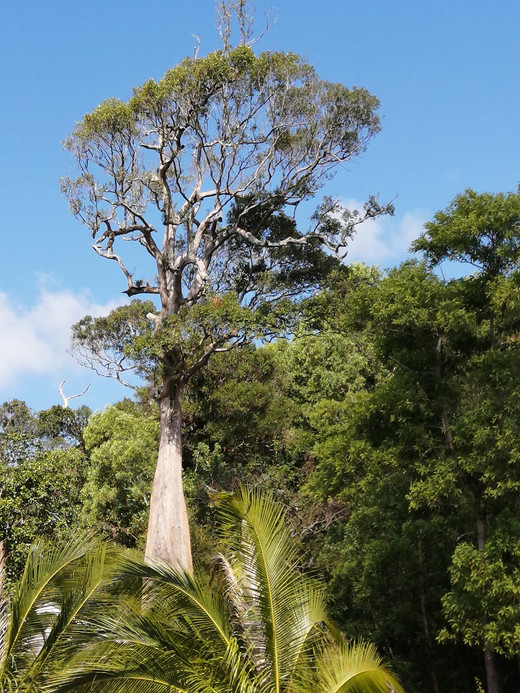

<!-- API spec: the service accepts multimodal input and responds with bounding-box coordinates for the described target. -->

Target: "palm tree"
[0,536,113,693]
[57,488,403,693]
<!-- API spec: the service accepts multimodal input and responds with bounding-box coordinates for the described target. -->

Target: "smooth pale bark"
[145,381,193,574]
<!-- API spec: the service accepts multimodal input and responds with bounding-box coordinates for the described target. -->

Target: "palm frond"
[212,551,265,664]
[50,641,191,693]
[0,490,403,693]
[0,535,119,693]
[297,641,404,693]
[0,535,100,682]
[54,550,262,693]
[6,535,99,662]
[0,543,8,671]
[25,541,116,684]
[112,555,232,652]
[0,543,5,596]
[53,630,256,693]
[217,487,329,693]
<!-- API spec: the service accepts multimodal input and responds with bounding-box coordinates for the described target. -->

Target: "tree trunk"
[434,335,454,452]
[483,650,500,693]
[417,540,441,693]
[476,506,500,693]
[145,379,193,573]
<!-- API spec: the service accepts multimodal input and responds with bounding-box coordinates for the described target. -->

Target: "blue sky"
[1,0,519,412]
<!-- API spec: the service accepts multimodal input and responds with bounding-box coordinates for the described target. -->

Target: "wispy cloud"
[340,200,428,268]
[0,286,121,390]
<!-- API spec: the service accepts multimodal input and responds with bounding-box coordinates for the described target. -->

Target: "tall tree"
[62,3,391,571]
[411,187,520,693]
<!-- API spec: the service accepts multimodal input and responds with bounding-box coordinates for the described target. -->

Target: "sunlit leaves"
[413,186,520,276]
[440,529,520,656]
[0,536,115,693]
[81,402,159,546]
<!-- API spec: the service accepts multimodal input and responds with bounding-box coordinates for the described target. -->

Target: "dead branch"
[58,380,91,408]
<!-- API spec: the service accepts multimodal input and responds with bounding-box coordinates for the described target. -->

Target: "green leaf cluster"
[80,401,160,547]
[440,522,520,656]
[0,535,116,693]
[0,400,90,580]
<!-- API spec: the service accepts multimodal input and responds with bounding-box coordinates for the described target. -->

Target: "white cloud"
[0,287,121,389]
[340,199,428,267]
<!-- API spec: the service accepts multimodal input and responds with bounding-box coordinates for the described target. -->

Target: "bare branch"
[58,380,91,408]
[192,34,201,59]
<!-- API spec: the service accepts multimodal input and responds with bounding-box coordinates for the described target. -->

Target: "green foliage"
[72,292,301,389]
[74,46,379,174]
[0,535,115,693]
[81,401,159,546]
[413,186,520,276]
[129,45,300,113]
[440,521,520,657]
[408,192,520,676]
[224,199,343,301]
[285,330,379,406]
[35,405,91,450]
[184,344,297,472]
[0,400,35,435]
[295,259,491,690]
[72,301,156,385]
[0,449,88,580]
[0,400,90,580]
[64,43,382,239]
[181,343,304,569]
[79,98,136,138]
[0,400,40,467]
[303,387,462,691]
[298,189,520,690]
[55,488,402,693]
